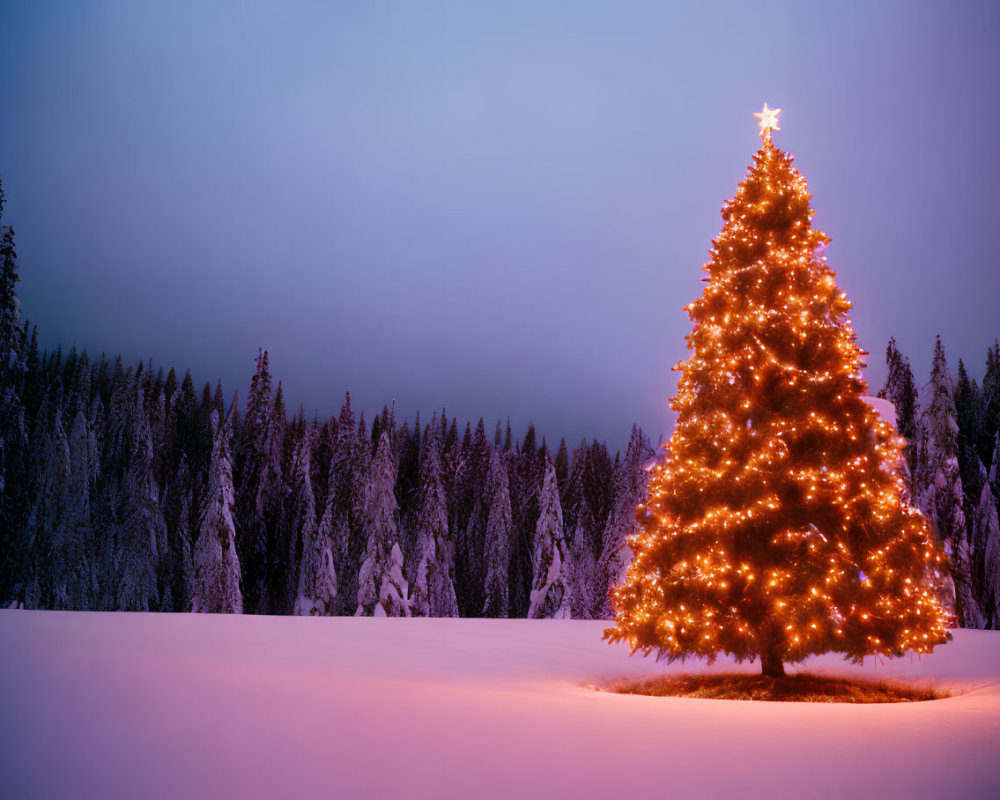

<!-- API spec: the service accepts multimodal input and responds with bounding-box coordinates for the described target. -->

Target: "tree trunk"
[760,648,785,678]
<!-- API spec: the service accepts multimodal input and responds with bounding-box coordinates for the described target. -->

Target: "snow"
[1,612,998,799]
[861,395,897,426]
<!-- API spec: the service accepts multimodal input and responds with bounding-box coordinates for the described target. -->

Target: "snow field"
[1,611,998,799]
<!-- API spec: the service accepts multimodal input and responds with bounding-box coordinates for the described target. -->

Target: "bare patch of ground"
[607,672,947,703]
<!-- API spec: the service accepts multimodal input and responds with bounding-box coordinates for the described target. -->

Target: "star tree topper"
[753,102,781,140]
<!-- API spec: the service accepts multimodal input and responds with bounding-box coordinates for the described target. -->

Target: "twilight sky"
[1,1,998,448]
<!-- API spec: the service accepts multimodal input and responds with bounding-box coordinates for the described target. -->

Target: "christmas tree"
[605,105,951,677]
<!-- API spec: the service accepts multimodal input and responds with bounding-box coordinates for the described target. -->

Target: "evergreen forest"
[0,181,997,624]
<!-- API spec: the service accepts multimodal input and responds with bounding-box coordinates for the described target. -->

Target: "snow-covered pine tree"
[482,447,513,617]
[568,522,598,618]
[879,338,920,492]
[952,536,983,628]
[326,393,363,616]
[409,430,458,617]
[585,441,614,546]
[982,342,1000,471]
[0,178,23,478]
[453,418,491,616]
[564,441,599,619]
[0,180,28,606]
[991,431,1000,520]
[311,467,343,615]
[395,413,422,563]
[527,456,570,619]
[33,396,71,608]
[149,376,172,607]
[64,377,96,609]
[917,336,970,623]
[356,431,409,616]
[92,360,129,611]
[261,380,289,613]
[163,456,194,612]
[973,480,1000,628]
[293,425,337,615]
[159,370,204,612]
[598,425,652,618]
[508,424,542,618]
[191,402,243,614]
[370,403,395,458]
[118,385,166,612]
[954,359,988,536]
[233,348,273,614]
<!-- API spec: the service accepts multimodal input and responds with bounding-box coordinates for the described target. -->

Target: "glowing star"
[753,102,781,139]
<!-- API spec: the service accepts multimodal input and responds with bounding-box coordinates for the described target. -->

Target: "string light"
[604,107,951,676]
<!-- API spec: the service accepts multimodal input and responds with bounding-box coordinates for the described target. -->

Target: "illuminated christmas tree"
[605,105,951,677]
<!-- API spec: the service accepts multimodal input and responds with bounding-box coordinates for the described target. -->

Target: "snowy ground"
[1,612,998,800]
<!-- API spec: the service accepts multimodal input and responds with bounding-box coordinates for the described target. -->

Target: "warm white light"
[754,102,781,139]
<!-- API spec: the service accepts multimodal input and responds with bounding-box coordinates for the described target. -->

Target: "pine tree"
[376,543,408,618]
[508,424,542,617]
[585,441,614,547]
[918,338,964,533]
[93,361,128,611]
[356,431,409,616]
[0,178,23,475]
[568,523,598,619]
[118,385,166,612]
[0,179,28,605]
[482,447,513,617]
[954,359,986,526]
[606,107,950,676]
[261,381,289,612]
[598,425,652,618]
[878,338,920,491]
[528,457,570,618]
[234,349,274,614]
[991,431,1000,521]
[395,413,422,560]
[917,337,970,623]
[951,536,983,628]
[34,399,71,608]
[972,481,999,628]
[64,380,96,608]
[292,426,337,615]
[191,404,243,613]
[163,456,194,612]
[410,431,458,617]
[565,440,599,618]
[160,370,202,612]
[453,418,491,616]
[326,393,364,615]
[982,342,1000,470]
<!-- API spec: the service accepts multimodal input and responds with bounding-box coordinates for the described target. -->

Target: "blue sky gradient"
[1,1,998,446]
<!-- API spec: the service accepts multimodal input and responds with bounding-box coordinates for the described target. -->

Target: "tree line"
[0,180,996,624]
[0,333,653,617]
[0,179,658,618]
[879,337,1000,628]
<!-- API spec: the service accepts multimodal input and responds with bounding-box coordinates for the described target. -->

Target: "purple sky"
[1,1,998,447]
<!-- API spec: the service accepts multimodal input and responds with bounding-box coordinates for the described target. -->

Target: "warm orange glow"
[604,109,951,674]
